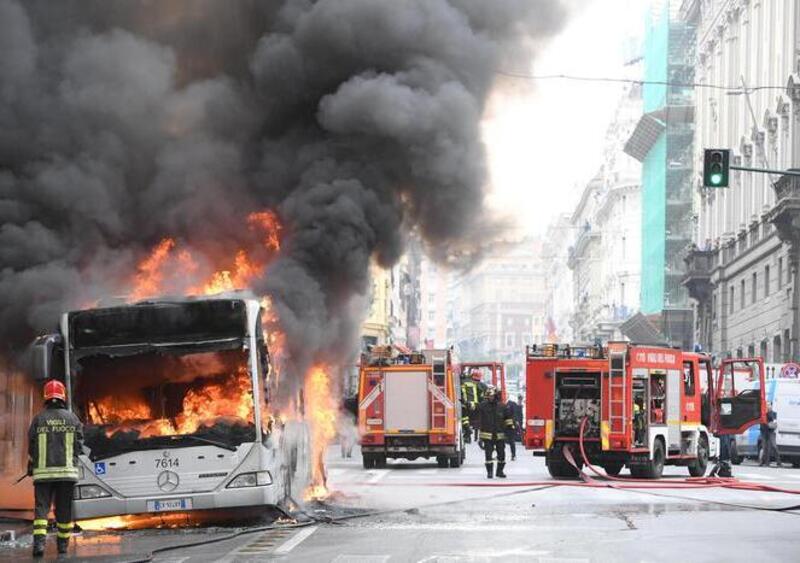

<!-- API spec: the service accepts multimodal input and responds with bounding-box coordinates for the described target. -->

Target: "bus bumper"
[75,484,281,520]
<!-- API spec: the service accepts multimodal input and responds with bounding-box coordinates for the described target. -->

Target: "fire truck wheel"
[792,460,800,468]
[601,462,623,476]
[460,448,466,464]
[731,442,742,465]
[688,434,709,477]
[362,455,375,469]
[437,456,449,468]
[376,456,387,468]
[449,453,462,468]
[645,439,665,479]
[546,459,580,479]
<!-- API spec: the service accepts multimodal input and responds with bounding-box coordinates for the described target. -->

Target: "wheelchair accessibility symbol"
[94,462,107,475]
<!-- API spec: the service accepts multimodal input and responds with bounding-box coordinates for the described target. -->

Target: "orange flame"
[248,210,282,251]
[304,365,338,501]
[130,238,176,300]
[87,367,255,439]
[128,209,282,300]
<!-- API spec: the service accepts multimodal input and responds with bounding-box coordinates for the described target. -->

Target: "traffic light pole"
[730,165,800,178]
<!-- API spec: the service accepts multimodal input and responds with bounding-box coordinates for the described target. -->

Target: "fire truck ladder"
[608,351,627,435]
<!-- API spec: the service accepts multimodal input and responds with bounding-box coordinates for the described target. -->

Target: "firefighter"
[505,395,521,461]
[468,370,488,441]
[461,371,486,442]
[633,397,646,446]
[477,385,514,479]
[27,379,84,558]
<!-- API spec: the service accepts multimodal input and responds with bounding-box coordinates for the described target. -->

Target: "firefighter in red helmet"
[27,379,83,557]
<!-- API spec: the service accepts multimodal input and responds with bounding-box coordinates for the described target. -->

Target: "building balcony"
[768,172,800,246]
[682,246,714,302]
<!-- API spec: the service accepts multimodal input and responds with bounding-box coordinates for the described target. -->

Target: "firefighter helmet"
[471,370,482,381]
[43,379,66,402]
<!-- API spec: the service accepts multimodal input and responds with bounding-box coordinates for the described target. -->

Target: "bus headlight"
[77,485,112,499]
[227,471,272,488]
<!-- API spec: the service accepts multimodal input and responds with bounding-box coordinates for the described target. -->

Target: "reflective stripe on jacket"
[28,406,83,482]
[477,398,514,441]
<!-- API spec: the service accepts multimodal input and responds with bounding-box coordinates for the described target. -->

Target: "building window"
[760,340,768,362]
[778,257,783,289]
[740,279,745,310]
[730,286,735,314]
[620,282,626,306]
[752,272,757,305]
[622,236,627,260]
[785,330,792,362]
[764,265,770,298]
[505,333,515,348]
[774,335,782,364]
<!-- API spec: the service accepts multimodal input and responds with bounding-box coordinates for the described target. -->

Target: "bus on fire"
[30,294,309,520]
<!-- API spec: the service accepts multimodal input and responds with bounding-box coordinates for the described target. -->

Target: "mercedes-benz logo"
[157,470,179,492]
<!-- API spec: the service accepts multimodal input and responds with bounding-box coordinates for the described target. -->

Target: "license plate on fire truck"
[147,498,192,512]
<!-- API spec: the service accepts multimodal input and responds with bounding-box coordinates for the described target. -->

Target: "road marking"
[738,472,774,480]
[273,525,318,555]
[332,556,390,563]
[367,470,390,484]
[153,558,189,563]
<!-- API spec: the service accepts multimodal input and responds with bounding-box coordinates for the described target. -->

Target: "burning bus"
[30,294,309,520]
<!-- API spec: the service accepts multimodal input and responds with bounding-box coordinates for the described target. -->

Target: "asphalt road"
[2,442,800,562]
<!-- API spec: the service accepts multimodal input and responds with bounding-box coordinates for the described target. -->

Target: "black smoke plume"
[0,0,566,381]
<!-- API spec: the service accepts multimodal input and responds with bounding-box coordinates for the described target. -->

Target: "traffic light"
[703,149,730,188]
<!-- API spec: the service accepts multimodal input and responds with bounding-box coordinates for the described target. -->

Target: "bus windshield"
[75,349,257,460]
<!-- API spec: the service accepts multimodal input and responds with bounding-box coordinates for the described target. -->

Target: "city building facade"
[684,0,800,362]
[450,239,547,392]
[568,84,643,343]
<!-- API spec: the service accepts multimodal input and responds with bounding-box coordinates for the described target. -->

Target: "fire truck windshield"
[75,349,257,460]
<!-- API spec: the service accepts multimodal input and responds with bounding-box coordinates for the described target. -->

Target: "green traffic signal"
[703,149,730,188]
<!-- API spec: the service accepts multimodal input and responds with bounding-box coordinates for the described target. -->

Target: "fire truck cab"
[525,342,767,479]
[358,347,465,469]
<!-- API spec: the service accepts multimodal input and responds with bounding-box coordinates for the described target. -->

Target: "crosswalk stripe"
[273,526,318,555]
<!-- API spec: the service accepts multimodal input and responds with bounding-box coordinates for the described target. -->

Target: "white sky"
[482,0,650,238]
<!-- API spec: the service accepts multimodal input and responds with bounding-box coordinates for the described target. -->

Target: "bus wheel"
[437,456,448,468]
[646,440,665,479]
[602,462,623,476]
[688,434,709,477]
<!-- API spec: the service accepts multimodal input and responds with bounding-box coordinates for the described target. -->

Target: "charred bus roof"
[66,297,253,357]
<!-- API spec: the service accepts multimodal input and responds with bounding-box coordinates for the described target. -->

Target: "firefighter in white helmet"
[477,385,514,478]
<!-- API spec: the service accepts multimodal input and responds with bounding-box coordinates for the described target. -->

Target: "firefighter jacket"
[28,405,84,482]
[477,398,514,441]
[461,380,482,409]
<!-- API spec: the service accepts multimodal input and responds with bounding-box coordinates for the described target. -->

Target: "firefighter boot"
[496,463,507,478]
[57,535,70,554]
[32,535,45,558]
[485,463,494,479]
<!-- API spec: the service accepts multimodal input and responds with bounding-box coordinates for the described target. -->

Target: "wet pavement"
[2,442,800,562]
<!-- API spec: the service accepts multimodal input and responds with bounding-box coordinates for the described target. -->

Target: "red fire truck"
[460,362,507,401]
[358,348,465,469]
[524,342,766,479]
